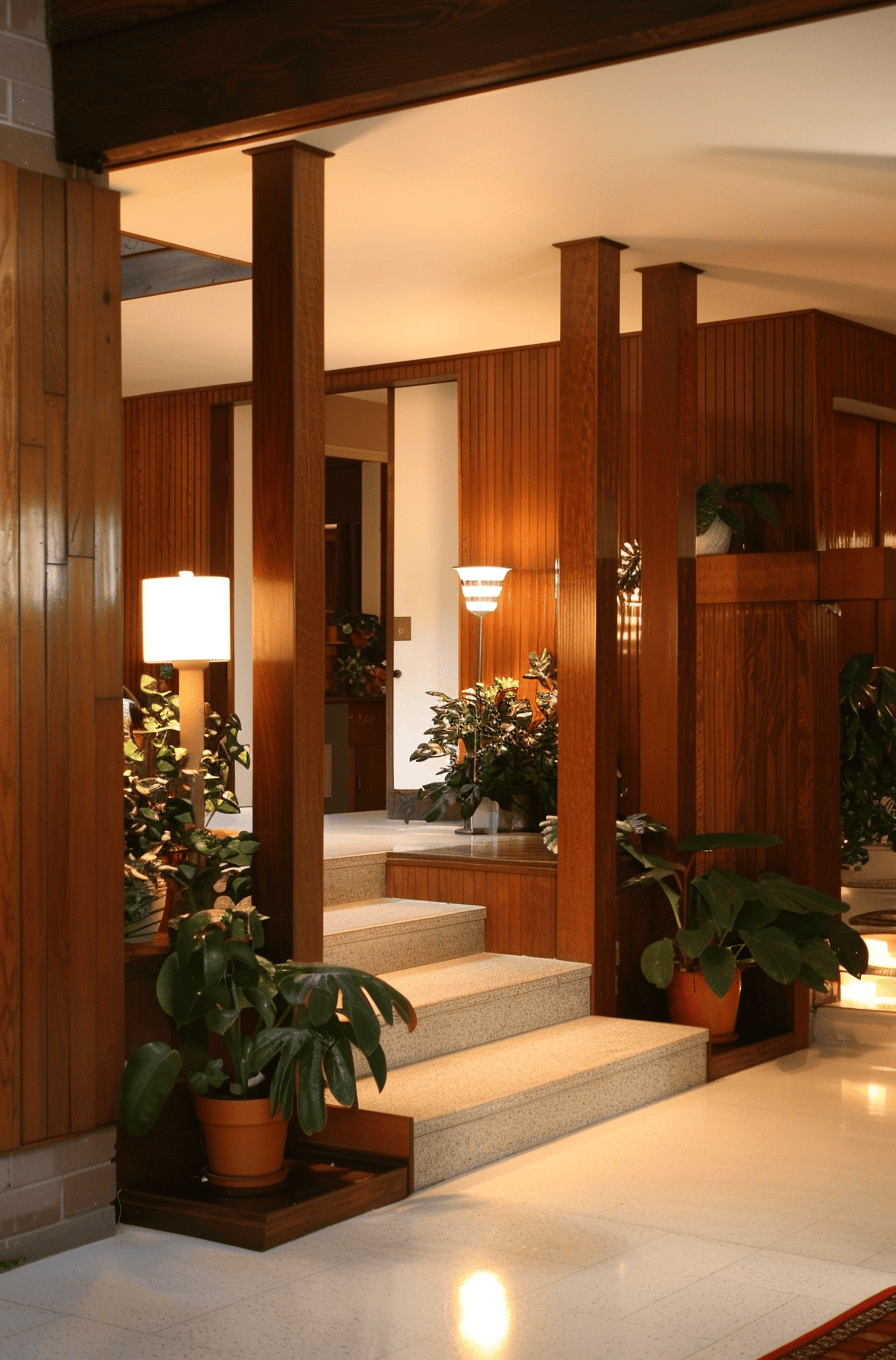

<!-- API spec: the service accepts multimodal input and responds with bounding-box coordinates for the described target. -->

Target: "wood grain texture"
[3,171,124,1155]
[48,0,224,43]
[818,547,896,602]
[555,237,623,1014]
[122,382,251,693]
[250,142,327,962]
[0,161,21,1151]
[385,861,556,959]
[637,263,699,844]
[697,552,819,603]
[49,0,892,165]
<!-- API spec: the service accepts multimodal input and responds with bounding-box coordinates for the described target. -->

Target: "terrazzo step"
[814,1000,896,1048]
[322,898,486,973]
[324,853,387,907]
[353,1014,707,1189]
[367,951,592,1070]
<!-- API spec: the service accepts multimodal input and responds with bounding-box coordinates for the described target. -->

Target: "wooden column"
[636,262,701,841]
[555,236,626,1013]
[248,141,330,962]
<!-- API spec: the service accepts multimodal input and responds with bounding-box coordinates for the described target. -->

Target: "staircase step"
[354,1015,707,1189]
[370,952,591,1069]
[323,898,486,973]
[323,853,386,907]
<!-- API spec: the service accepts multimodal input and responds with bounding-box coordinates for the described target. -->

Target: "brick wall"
[0,1128,118,1264]
[0,0,62,175]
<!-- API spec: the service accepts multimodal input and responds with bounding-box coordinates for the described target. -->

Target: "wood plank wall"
[327,345,559,706]
[0,164,123,1156]
[122,381,251,694]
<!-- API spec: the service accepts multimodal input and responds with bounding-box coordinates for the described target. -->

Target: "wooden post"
[555,236,626,1013]
[636,262,701,842]
[247,141,331,962]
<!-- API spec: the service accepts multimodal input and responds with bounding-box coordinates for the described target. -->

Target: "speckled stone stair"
[323,898,485,974]
[353,1014,707,1189]
[368,952,591,1070]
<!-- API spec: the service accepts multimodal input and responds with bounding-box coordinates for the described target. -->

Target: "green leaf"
[323,1033,357,1107]
[691,873,734,934]
[676,922,715,960]
[798,939,841,982]
[755,874,842,916]
[296,1035,327,1135]
[827,918,869,979]
[641,938,675,989]
[365,1041,388,1092]
[797,962,830,991]
[699,946,738,1000]
[307,975,339,1027]
[202,930,227,989]
[176,911,212,969]
[119,1042,182,1136]
[676,832,782,852]
[739,926,802,984]
[733,900,780,934]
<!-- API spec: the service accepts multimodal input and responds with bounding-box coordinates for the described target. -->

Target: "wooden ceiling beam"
[48,0,891,168]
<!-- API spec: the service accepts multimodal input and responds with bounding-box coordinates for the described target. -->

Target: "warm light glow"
[454,567,510,618]
[840,975,880,1006]
[865,936,896,968]
[457,1271,510,1355]
[142,571,231,664]
[841,1078,894,1115]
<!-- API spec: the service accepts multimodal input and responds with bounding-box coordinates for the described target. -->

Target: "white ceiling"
[113,6,896,398]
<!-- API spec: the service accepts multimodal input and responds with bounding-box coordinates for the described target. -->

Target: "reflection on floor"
[3,1038,896,1358]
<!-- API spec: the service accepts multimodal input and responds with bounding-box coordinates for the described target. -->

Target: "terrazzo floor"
[2,1038,896,1359]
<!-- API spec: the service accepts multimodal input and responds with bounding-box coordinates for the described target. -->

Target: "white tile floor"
[2,1039,896,1359]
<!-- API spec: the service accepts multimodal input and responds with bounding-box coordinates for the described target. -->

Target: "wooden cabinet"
[325,700,386,813]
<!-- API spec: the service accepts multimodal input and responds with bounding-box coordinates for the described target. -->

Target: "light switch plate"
[394,616,412,641]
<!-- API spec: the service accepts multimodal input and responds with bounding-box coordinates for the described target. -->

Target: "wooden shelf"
[707,1027,796,1081]
[119,1145,409,1251]
[697,547,896,605]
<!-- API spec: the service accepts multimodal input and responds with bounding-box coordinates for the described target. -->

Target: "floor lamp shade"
[142,571,231,665]
[454,566,510,617]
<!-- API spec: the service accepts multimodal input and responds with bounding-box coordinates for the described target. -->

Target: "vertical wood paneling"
[65,183,95,558]
[3,165,123,1157]
[0,161,21,1151]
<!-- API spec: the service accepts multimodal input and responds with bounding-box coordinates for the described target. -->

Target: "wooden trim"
[697,552,819,603]
[250,141,327,962]
[49,0,891,166]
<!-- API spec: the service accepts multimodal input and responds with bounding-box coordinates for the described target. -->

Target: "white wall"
[232,404,253,807]
[392,383,459,786]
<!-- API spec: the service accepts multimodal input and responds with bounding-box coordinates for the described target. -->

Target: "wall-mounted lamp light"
[454,566,510,684]
[142,570,231,827]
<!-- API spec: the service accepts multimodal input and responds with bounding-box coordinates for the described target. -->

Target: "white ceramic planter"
[841,844,896,889]
[696,516,732,556]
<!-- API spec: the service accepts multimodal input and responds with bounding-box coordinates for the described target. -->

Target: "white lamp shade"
[142,571,231,664]
[454,566,510,617]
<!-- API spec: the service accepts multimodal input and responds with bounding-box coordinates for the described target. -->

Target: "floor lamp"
[454,566,510,834]
[142,570,232,828]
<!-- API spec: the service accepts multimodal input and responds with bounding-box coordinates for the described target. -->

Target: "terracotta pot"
[666,967,741,1039]
[193,1092,289,1190]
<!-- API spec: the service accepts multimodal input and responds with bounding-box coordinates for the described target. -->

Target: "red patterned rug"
[756,1287,896,1359]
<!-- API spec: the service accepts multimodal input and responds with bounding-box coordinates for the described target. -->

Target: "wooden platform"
[386,834,557,956]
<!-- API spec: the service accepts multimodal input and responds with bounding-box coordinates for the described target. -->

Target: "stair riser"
[411,1046,707,1189]
[324,856,385,907]
[323,918,485,974]
[357,974,591,1076]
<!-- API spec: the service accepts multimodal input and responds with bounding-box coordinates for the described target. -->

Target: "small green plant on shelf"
[119,905,417,1137]
[616,816,868,998]
[696,476,791,539]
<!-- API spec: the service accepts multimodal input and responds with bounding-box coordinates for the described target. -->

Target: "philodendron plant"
[120,906,417,1137]
[696,476,791,538]
[616,818,868,999]
[840,652,896,867]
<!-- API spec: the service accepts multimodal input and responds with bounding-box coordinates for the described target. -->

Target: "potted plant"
[124,675,256,932]
[696,475,791,555]
[840,652,896,881]
[120,905,417,1185]
[616,817,868,1035]
[408,650,558,829]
